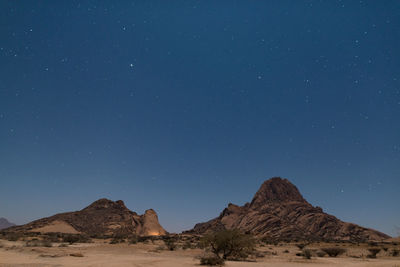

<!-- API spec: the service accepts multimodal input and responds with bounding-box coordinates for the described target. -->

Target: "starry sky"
[0,1,399,236]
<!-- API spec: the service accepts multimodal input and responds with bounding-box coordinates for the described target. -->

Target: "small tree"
[200,229,256,260]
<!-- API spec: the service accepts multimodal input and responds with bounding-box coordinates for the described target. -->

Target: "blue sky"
[0,1,399,236]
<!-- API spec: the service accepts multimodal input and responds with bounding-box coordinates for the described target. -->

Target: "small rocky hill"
[187,177,390,241]
[0,218,15,230]
[3,199,166,237]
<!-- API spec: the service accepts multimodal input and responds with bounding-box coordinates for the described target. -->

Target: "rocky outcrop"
[4,199,166,237]
[187,177,390,241]
[0,218,15,230]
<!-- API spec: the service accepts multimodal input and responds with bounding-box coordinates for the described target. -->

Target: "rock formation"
[3,199,166,237]
[187,177,390,241]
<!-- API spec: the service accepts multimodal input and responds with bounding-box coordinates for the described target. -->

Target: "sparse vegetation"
[200,229,256,261]
[62,234,91,244]
[163,237,177,251]
[25,240,52,247]
[321,247,346,257]
[367,248,381,258]
[182,240,193,250]
[5,232,23,241]
[296,243,307,250]
[316,250,327,257]
[109,233,126,244]
[199,255,225,266]
[128,235,138,244]
[391,249,399,256]
[303,249,312,259]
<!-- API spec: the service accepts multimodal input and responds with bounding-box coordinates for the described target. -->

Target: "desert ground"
[1,238,399,267]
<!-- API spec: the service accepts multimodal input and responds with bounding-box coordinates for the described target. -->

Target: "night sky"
[0,1,399,236]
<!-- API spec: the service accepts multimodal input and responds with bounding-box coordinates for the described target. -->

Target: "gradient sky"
[0,1,399,236]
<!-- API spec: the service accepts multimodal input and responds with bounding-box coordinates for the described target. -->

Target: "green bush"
[200,255,225,266]
[321,247,346,257]
[200,229,256,260]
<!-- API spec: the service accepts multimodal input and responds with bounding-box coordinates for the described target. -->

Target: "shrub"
[110,238,123,244]
[303,249,312,259]
[182,241,192,250]
[42,233,61,243]
[62,234,91,244]
[199,255,225,266]
[321,247,346,257]
[164,237,177,251]
[200,229,256,260]
[128,236,138,244]
[316,250,327,257]
[6,233,22,241]
[367,248,381,258]
[391,249,399,256]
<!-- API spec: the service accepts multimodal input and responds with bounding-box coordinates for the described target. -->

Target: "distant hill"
[187,177,390,241]
[4,199,166,237]
[0,218,15,230]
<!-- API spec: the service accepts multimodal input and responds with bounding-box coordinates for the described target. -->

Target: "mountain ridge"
[3,198,166,237]
[0,218,15,230]
[187,177,390,241]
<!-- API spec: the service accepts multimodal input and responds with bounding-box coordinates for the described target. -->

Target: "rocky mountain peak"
[83,198,129,211]
[250,177,306,208]
[187,177,390,241]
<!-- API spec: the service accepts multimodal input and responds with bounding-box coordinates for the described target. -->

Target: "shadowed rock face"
[187,177,390,241]
[4,199,166,237]
[0,218,15,230]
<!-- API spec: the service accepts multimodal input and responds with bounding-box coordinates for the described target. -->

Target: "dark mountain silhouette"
[187,177,390,241]
[4,199,166,236]
[0,218,15,230]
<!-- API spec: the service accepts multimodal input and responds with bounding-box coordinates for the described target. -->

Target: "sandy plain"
[1,239,400,267]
